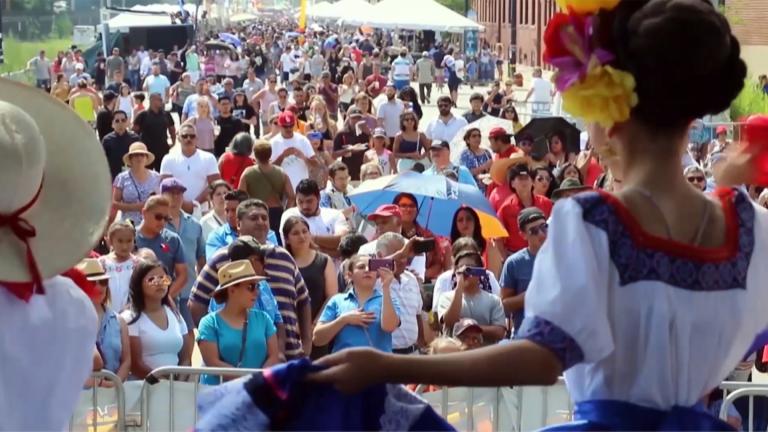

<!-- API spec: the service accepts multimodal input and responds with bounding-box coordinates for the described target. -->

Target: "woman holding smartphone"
[313,255,402,353]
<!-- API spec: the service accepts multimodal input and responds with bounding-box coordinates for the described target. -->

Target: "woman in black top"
[233,91,258,136]
[282,216,338,358]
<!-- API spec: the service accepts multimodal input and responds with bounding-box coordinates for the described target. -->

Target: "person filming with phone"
[313,255,402,353]
[436,249,506,344]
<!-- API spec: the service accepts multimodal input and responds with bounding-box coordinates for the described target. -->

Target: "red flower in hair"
[543,12,574,62]
[161,243,170,253]
[745,115,768,185]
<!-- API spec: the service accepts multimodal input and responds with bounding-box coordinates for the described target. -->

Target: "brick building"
[515,0,556,67]
[471,0,515,59]
[725,0,768,75]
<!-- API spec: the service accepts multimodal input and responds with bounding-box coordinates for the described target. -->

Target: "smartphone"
[412,238,436,254]
[368,258,394,272]
[463,266,486,278]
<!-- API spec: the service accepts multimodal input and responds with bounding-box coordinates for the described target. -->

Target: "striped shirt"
[190,246,310,358]
[386,271,423,349]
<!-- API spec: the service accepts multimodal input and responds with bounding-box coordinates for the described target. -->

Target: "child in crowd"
[99,221,138,312]
[118,83,134,120]
[132,93,146,121]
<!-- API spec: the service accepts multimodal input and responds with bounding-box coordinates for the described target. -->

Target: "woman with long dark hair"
[393,111,431,173]
[121,259,193,379]
[546,130,576,169]
[282,216,338,323]
[533,166,556,198]
[312,3,768,431]
[458,127,493,192]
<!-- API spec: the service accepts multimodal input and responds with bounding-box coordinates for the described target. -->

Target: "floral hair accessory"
[545,2,637,127]
[556,0,620,14]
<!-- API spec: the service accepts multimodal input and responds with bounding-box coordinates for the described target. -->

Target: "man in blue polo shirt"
[424,140,478,188]
[136,195,188,298]
[206,190,278,258]
[500,207,548,334]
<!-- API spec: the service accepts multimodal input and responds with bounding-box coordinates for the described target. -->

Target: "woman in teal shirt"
[197,260,280,384]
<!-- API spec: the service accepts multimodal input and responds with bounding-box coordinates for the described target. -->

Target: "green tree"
[436,0,466,14]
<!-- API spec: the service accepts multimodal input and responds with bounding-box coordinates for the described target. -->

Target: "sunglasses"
[687,176,706,183]
[269,80,277,84]
[527,223,548,236]
[180,134,196,139]
[147,275,171,286]
[153,213,171,222]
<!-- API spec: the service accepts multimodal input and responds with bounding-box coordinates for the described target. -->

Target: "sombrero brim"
[489,152,530,185]
[214,274,268,294]
[552,186,592,200]
[86,273,111,282]
[122,150,156,168]
[0,78,111,282]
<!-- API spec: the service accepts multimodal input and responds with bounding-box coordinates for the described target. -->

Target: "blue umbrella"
[348,172,507,238]
[218,33,242,47]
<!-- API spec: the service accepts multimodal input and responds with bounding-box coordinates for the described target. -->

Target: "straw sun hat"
[212,260,267,302]
[0,78,111,290]
[122,142,155,167]
[489,150,530,185]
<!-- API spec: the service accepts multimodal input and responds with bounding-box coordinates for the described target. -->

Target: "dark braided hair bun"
[599,0,747,130]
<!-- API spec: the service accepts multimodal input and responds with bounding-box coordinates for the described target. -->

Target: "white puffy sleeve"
[515,196,614,370]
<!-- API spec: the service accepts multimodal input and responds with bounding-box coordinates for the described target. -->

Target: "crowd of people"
[13,11,767,431]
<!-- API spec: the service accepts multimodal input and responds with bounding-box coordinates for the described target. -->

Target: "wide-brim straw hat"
[213,259,267,301]
[490,150,530,185]
[0,78,111,285]
[122,142,156,167]
[75,258,110,281]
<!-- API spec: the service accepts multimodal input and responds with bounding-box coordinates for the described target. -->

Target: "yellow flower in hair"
[555,0,620,14]
[561,65,638,128]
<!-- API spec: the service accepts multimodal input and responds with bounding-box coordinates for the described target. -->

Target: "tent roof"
[106,3,197,29]
[318,0,374,20]
[340,0,482,32]
[307,1,333,17]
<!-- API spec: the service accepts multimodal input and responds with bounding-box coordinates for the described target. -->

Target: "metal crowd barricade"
[137,366,262,432]
[68,370,126,432]
[719,382,768,432]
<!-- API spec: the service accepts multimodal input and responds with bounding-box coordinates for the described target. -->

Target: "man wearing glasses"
[160,123,221,215]
[270,111,315,190]
[101,109,140,180]
[424,95,468,144]
[499,207,548,336]
[136,195,189,299]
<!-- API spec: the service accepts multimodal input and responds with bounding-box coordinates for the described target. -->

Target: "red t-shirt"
[486,145,520,204]
[497,193,553,253]
[351,48,363,64]
[584,158,604,188]
[219,153,255,188]
[364,74,388,98]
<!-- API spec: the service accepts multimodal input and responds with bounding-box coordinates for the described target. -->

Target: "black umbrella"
[514,117,582,160]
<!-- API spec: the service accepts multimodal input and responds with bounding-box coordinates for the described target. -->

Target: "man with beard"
[279,179,349,257]
[425,95,468,144]
[376,83,404,146]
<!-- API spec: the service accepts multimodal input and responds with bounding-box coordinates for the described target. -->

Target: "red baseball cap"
[488,127,510,139]
[277,111,296,127]
[366,204,401,221]
[716,125,728,136]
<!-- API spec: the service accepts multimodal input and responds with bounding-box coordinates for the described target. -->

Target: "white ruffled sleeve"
[515,197,614,370]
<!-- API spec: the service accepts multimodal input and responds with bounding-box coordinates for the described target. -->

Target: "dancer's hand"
[309,348,389,393]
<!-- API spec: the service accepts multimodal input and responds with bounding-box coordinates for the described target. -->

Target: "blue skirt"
[542,400,735,431]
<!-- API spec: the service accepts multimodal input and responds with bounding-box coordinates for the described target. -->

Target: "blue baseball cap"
[160,177,187,193]
[307,131,324,141]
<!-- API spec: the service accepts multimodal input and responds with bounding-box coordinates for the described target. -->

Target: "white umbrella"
[450,116,516,164]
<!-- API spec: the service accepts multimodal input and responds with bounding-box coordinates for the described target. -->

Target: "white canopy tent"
[339,0,483,32]
[308,0,374,20]
[306,1,334,18]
